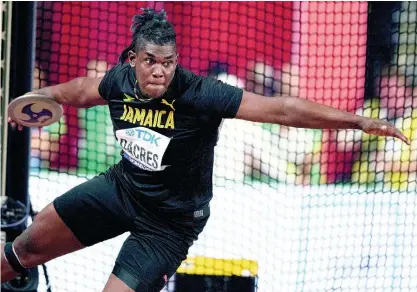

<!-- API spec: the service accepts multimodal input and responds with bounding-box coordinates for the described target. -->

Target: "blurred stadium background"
[1,1,416,291]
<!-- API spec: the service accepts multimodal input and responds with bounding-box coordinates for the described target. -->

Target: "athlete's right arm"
[9,77,107,130]
[33,76,107,108]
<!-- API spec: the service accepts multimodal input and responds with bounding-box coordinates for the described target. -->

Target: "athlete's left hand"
[360,117,410,145]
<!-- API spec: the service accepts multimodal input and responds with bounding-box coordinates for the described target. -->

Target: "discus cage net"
[13,1,417,291]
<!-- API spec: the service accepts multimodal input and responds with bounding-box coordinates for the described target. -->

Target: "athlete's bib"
[116,127,171,171]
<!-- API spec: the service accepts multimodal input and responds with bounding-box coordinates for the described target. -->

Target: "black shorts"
[53,165,210,292]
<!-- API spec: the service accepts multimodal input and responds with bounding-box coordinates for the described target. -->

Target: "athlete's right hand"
[8,117,23,131]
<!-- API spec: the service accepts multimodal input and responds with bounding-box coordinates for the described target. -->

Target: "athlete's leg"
[104,204,210,292]
[104,233,179,292]
[1,203,84,282]
[102,274,134,292]
[2,165,133,283]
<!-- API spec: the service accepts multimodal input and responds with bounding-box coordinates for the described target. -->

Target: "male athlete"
[2,8,410,292]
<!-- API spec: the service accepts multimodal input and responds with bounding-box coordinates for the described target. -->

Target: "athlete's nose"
[152,65,164,79]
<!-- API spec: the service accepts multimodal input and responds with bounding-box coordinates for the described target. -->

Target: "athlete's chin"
[144,88,167,99]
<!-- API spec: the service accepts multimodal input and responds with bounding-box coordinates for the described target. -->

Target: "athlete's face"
[128,43,177,99]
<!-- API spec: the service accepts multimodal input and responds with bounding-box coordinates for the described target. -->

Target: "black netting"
[29,2,416,291]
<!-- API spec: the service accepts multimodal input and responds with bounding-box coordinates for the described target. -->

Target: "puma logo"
[161,99,175,111]
[123,93,135,102]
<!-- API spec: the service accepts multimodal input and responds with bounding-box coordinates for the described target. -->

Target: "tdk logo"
[134,129,160,146]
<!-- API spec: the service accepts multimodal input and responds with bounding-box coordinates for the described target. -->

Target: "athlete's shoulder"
[175,66,243,118]
[176,66,202,85]
[101,63,132,86]
[176,66,228,94]
[99,63,132,100]
[177,66,229,88]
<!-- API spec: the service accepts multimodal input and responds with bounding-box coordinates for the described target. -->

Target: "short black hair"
[118,8,176,64]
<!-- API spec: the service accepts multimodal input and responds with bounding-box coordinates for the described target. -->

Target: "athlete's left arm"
[235,90,410,144]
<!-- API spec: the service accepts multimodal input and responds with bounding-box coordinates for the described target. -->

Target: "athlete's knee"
[11,206,55,268]
[11,231,40,269]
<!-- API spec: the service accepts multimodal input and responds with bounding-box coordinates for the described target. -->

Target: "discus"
[7,93,63,127]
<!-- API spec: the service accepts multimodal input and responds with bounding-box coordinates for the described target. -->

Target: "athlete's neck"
[134,85,152,102]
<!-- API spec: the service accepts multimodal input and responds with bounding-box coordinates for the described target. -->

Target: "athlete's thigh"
[111,206,210,292]
[111,233,184,292]
[102,274,134,292]
[52,169,133,247]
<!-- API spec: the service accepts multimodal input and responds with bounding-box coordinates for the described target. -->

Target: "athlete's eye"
[162,61,173,67]
[145,58,155,65]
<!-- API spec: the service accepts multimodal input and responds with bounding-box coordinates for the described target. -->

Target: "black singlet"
[98,63,243,212]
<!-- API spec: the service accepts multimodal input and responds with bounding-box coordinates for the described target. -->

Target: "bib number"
[116,127,171,171]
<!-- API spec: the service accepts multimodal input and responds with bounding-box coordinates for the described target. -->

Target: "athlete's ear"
[175,53,179,66]
[128,50,137,67]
